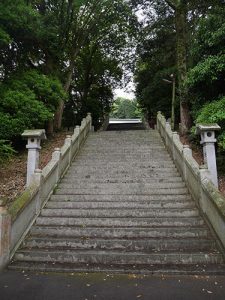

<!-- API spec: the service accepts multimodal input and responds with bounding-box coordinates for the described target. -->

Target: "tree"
[63,42,123,128]
[110,97,142,119]
[186,4,225,150]
[135,1,177,119]
[163,0,191,132]
[0,70,66,140]
[36,0,138,129]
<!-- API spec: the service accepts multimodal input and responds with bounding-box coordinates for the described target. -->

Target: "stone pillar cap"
[196,124,221,134]
[22,129,46,140]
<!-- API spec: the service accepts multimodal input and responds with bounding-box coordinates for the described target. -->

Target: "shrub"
[0,69,66,140]
[0,140,16,164]
[195,96,225,149]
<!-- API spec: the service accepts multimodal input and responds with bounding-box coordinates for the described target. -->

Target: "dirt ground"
[0,130,72,206]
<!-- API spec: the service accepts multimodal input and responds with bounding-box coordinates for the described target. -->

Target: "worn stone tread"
[9,127,225,274]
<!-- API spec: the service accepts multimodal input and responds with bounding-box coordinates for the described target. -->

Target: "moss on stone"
[205,180,225,218]
[8,185,39,221]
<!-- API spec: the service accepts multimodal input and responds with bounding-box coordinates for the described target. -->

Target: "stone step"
[60,177,183,184]
[40,208,199,218]
[86,134,160,138]
[9,261,225,275]
[80,147,167,152]
[82,147,167,152]
[66,171,180,178]
[9,128,225,275]
[57,182,186,190]
[30,226,209,239]
[85,136,162,140]
[46,199,195,209]
[54,188,189,195]
[71,163,176,170]
[107,123,146,131]
[50,194,192,202]
[22,236,216,252]
[35,216,204,227]
[73,158,174,163]
[83,144,167,148]
[66,166,179,172]
[13,249,223,265]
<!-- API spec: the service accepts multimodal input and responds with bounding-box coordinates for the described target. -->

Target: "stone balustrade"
[0,113,92,270]
[157,112,225,250]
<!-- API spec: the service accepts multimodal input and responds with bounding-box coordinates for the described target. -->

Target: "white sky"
[114,83,135,100]
[113,8,146,100]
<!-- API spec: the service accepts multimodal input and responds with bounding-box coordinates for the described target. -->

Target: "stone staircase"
[107,121,145,131]
[9,126,225,274]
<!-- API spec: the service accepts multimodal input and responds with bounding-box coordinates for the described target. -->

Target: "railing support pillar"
[22,130,46,186]
[196,124,221,187]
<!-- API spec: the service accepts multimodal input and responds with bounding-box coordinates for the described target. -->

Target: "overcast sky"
[113,7,146,100]
[114,80,135,100]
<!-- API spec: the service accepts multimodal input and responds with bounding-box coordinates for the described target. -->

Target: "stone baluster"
[196,124,221,187]
[22,130,46,186]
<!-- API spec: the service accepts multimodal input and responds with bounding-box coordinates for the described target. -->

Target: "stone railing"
[157,112,225,251]
[0,113,92,270]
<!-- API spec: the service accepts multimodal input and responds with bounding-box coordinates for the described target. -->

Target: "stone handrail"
[0,113,92,270]
[157,112,225,251]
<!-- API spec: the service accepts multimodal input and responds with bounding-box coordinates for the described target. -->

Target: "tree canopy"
[134,0,225,148]
[0,0,138,159]
[1,0,225,160]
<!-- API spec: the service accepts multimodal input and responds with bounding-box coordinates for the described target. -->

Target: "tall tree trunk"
[175,1,192,133]
[46,119,54,136]
[54,59,75,130]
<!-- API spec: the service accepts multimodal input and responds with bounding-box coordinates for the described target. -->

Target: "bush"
[195,96,225,149]
[0,69,66,140]
[0,140,16,164]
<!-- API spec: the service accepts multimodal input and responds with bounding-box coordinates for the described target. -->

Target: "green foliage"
[0,140,16,164]
[195,97,225,149]
[0,70,66,140]
[186,5,225,114]
[110,97,142,119]
[134,1,177,118]
[187,55,225,86]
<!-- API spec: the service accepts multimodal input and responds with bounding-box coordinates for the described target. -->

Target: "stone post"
[157,111,161,132]
[52,148,61,183]
[87,113,92,131]
[81,118,86,128]
[0,207,11,270]
[182,145,192,181]
[172,132,179,161]
[22,129,46,187]
[74,126,80,148]
[65,135,72,164]
[196,124,221,187]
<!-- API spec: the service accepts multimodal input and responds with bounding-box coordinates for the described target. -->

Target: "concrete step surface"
[40,208,199,218]
[13,249,223,265]
[9,127,225,274]
[29,226,210,239]
[50,194,192,202]
[35,216,204,227]
[60,177,183,183]
[54,188,189,195]
[9,261,225,275]
[46,199,196,209]
[22,236,216,252]
[57,182,187,190]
